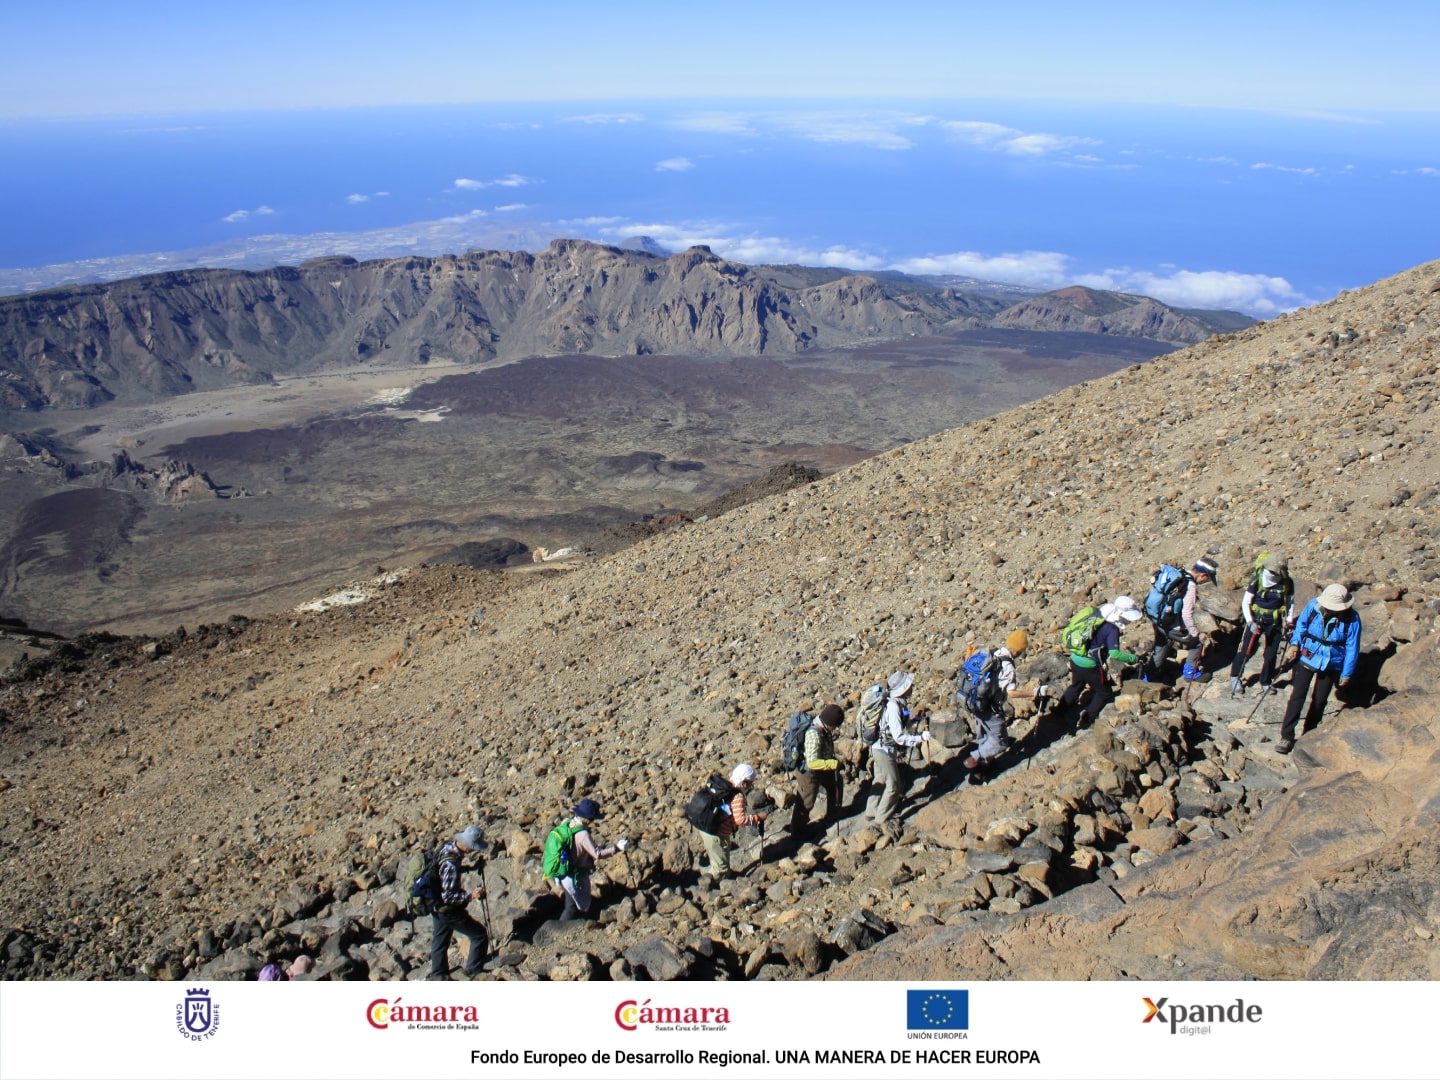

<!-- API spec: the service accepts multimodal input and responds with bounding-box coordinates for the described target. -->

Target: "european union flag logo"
[907,989,969,1030]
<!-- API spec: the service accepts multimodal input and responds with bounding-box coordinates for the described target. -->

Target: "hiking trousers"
[869,750,907,824]
[431,908,487,978]
[1230,621,1285,686]
[790,768,842,834]
[1280,665,1340,743]
[1059,660,1111,725]
[1150,624,1200,677]
[698,829,733,878]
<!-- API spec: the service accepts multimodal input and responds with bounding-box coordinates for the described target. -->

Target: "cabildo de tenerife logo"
[614,998,730,1033]
[175,988,220,1041]
[368,997,480,1032]
[1142,995,1264,1036]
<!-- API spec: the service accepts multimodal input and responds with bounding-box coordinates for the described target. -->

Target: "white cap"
[729,763,757,786]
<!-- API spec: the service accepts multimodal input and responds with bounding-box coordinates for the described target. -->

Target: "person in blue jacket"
[1276,583,1362,754]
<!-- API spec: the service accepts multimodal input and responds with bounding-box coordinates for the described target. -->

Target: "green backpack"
[542,820,581,880]
[1063,606,1106,664]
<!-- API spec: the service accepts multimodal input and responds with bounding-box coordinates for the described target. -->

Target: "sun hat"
[1193,557,1218,578]
[887,671,914,696]
[1317,583,1353,612]
[729,763,757,786]
[456,824,484,849]
[1108,596,1143,623]
[818,704,844,727]
[573,798,604,821]
[1006,629,1029,654]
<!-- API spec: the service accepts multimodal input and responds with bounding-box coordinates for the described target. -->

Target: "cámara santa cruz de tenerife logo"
[175,987,220,1041]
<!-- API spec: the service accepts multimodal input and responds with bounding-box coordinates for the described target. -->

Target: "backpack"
[1247,555,1293,626]
[855,685,887,745]
[400,847,446,915]
[257,963,287,982]
[956,649,1003,716]
[781,710,815,772]
[542,820,582,881]
[1063,606,1105,660]
[1143,565,1191,626]
[683,773,738,836]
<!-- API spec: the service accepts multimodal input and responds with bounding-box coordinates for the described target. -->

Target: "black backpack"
[780,711,815,772]
[683,773,738,835]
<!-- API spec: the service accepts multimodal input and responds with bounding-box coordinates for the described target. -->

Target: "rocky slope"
[0,259,1434,983]
[0,240,1246,411]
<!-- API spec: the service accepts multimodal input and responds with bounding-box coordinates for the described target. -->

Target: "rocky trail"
[0,259,1436,983]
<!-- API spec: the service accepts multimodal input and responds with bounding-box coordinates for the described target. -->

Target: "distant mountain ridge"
[0,239,1251,411]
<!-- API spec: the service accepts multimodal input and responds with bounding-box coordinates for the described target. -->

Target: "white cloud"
[1251,162,1318,175]
[666,112,758,136]
[559,215,625,227]
[655,157,695,172]
[938,119,1097,156]
[221,205,274,224]
[494,203,527,212]
[892,250,1074,287]
[772,112,926,151]
[1075,267,1306,315]
[439,209,487,223]
[1419,167,1440,176]
[563,112,645,124]
[346,193,369,204]
[587,219,885,270]
[453,174,532,192]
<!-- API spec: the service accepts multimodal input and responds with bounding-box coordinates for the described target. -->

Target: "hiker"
[429,824,489,980]
[788,704,844,838]
[1276,584,1362,754]
[694,765,768,879]
[961,631,1051,777]
[1229,552,1296,696]
[869,671,930,825]
[1146,557,1218,682]
[258,954,313,981]
[1057,599,1142,729]
[545,798,628,920]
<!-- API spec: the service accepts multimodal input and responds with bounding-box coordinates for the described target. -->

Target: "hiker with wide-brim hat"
[868,671,930,825]
[1057,599,1142,731]
[1275,583,1362,755]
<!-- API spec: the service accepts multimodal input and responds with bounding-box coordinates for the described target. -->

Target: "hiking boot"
[1262,683,1278,695]
[963,755,980,770]
[1229,676,1244,697]
[1275,738,1295,755]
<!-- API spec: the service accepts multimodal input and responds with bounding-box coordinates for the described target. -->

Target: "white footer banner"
[1,980,1433,1079]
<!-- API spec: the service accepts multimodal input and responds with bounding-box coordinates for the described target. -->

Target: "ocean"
[1,100,1435,312]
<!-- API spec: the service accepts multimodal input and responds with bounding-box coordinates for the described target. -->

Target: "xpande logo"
[367,997,480,1031]
[614,998,731,1032]
[1142,996,1263,1035]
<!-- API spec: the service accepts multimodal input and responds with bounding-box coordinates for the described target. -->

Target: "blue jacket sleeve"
[1341,614,1362,679]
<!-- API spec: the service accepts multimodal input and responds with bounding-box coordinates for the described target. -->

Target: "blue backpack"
[1144,565,1191,625]
[956,650,1001,715]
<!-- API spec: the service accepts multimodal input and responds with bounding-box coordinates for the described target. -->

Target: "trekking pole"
[476,854,496,960]
[619,847,636,891]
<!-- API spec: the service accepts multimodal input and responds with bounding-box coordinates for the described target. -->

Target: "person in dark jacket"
[1229,552,1296,696]
[429,824,488,980]
[1059,596,1142,728]
[1276,583,1363,755]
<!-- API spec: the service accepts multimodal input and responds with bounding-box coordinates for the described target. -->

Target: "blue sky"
[2,2,1437,314]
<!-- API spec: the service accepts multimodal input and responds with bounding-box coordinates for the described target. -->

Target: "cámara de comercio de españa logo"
[367,997,480,1031]
[176,987,220,1041]
[614,998,730,1032]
